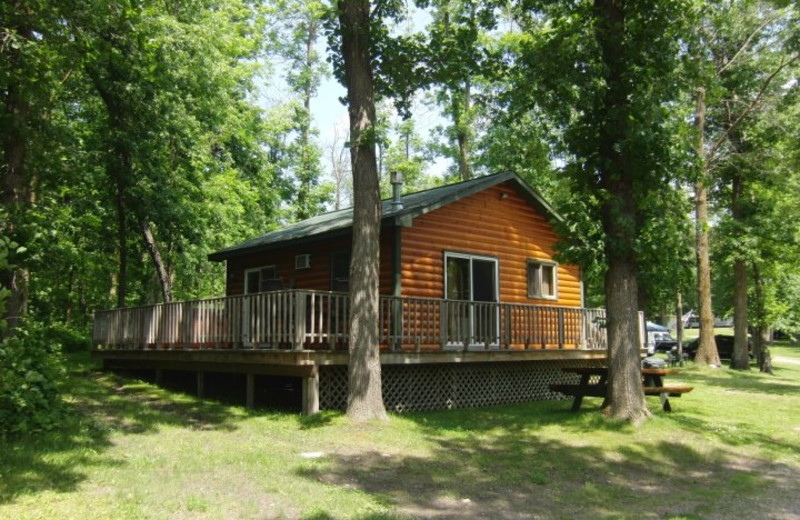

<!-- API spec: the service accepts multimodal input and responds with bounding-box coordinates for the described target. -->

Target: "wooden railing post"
[439,300,447,349]
[504,304,511,350]
[293,291,307,351]
[557,308,565,349]
[392,297,403,351]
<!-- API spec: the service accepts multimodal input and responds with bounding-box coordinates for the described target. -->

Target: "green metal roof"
[208,171,560,261]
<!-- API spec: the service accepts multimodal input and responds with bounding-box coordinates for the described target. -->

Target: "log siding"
[225,234,395,296]
[400,182,581,307]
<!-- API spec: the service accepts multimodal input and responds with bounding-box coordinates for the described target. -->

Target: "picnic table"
[549,366,693,412]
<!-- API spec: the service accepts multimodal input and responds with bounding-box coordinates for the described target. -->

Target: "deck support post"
[302,367,319,415]
[196,371,205,398]
[245,373,255,408]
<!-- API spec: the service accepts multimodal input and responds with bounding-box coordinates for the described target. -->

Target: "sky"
[257,6,450,185]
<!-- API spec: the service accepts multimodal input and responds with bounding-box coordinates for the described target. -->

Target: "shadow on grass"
[296,422,797,520]
[298,410,339,430]
[677,366,800,397]
[295,360,800,519]
[0,353,250,505]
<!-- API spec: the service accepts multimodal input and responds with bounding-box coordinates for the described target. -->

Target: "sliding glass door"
[444,253,499,347]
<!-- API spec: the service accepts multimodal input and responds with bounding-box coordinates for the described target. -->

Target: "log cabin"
[93,172,641,414]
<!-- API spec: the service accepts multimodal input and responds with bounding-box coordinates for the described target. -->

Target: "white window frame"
[443,252,500,349]
[244,265,278,294]
[527,259,558,301]
[443,252,500,303]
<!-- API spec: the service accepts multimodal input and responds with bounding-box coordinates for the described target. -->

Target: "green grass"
[2,345,799,520]
[679,327,734,340]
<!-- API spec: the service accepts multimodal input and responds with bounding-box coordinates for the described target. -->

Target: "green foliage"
[0,323,66,438]
[506,0,696,311]
[2,0,290,328]
[268,0,331,221]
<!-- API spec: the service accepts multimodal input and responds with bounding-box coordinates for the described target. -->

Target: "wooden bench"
[549,384,607,397]
[643,386,693,397]
[552,367,694,412]
[643,385,693,412]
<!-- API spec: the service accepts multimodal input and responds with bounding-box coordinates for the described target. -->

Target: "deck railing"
[93,289,627,351]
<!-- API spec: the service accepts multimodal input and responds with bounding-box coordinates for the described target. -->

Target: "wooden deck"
[93,289,616,351]
[91,290,647,415]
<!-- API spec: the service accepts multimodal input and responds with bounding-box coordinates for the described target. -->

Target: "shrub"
[49,322,92,353]
[0,323,67,437]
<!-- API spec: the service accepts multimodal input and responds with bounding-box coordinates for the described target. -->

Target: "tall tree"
[424,0,487,180]
[692,83,721,365]
[691,0,798,367]
[272,0,330,220]
[0,0,71,334]
[0,2,33,334]
[511,0,691,422]
[335,0,388,421]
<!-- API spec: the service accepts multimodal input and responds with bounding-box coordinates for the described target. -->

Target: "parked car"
[683,335,752,360]
[646,321,676,355]
[685,316,700,329]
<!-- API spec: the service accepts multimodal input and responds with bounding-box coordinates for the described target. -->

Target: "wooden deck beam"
[94,348,608,375]
[94,347,607,369]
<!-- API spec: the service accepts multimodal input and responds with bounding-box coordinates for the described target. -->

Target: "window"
[527,260,557,300]
[330,251,351,292]
[244,265,280,294]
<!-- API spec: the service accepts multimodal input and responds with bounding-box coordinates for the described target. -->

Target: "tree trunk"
[140,219,173,303]
[675,290,684,365]
[296,17,318,221]
[752,264,773,374]
[1,11,32,337]
[605,258,649,422]
[730,258,750,369]
[692,86,720,366]
[337,0,388,422]
[90,69,131,309]
[730,176,750,370]
[594,0,649,423]
[455,79,472,181]
[116,160,128,308]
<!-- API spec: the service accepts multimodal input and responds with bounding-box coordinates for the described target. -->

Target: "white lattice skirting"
[320,360,603,413]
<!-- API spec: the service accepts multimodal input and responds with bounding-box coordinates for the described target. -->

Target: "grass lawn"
[678,327,734,340]
[2,345,799,520]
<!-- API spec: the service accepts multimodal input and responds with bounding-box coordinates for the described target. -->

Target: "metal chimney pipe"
[390,170,403,210]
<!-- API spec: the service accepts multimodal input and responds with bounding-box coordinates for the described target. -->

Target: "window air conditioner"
[295,254,311,270]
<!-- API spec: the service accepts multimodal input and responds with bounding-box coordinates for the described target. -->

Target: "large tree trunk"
[338,0,388,422]
[1,12,32,337]
[692,86,720,366]
[605,258,649,422]
[594,0,649,423]
[752,263,773,374]
[730,176,750,370]
[140,219,173,303]
[730,258,750,369]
